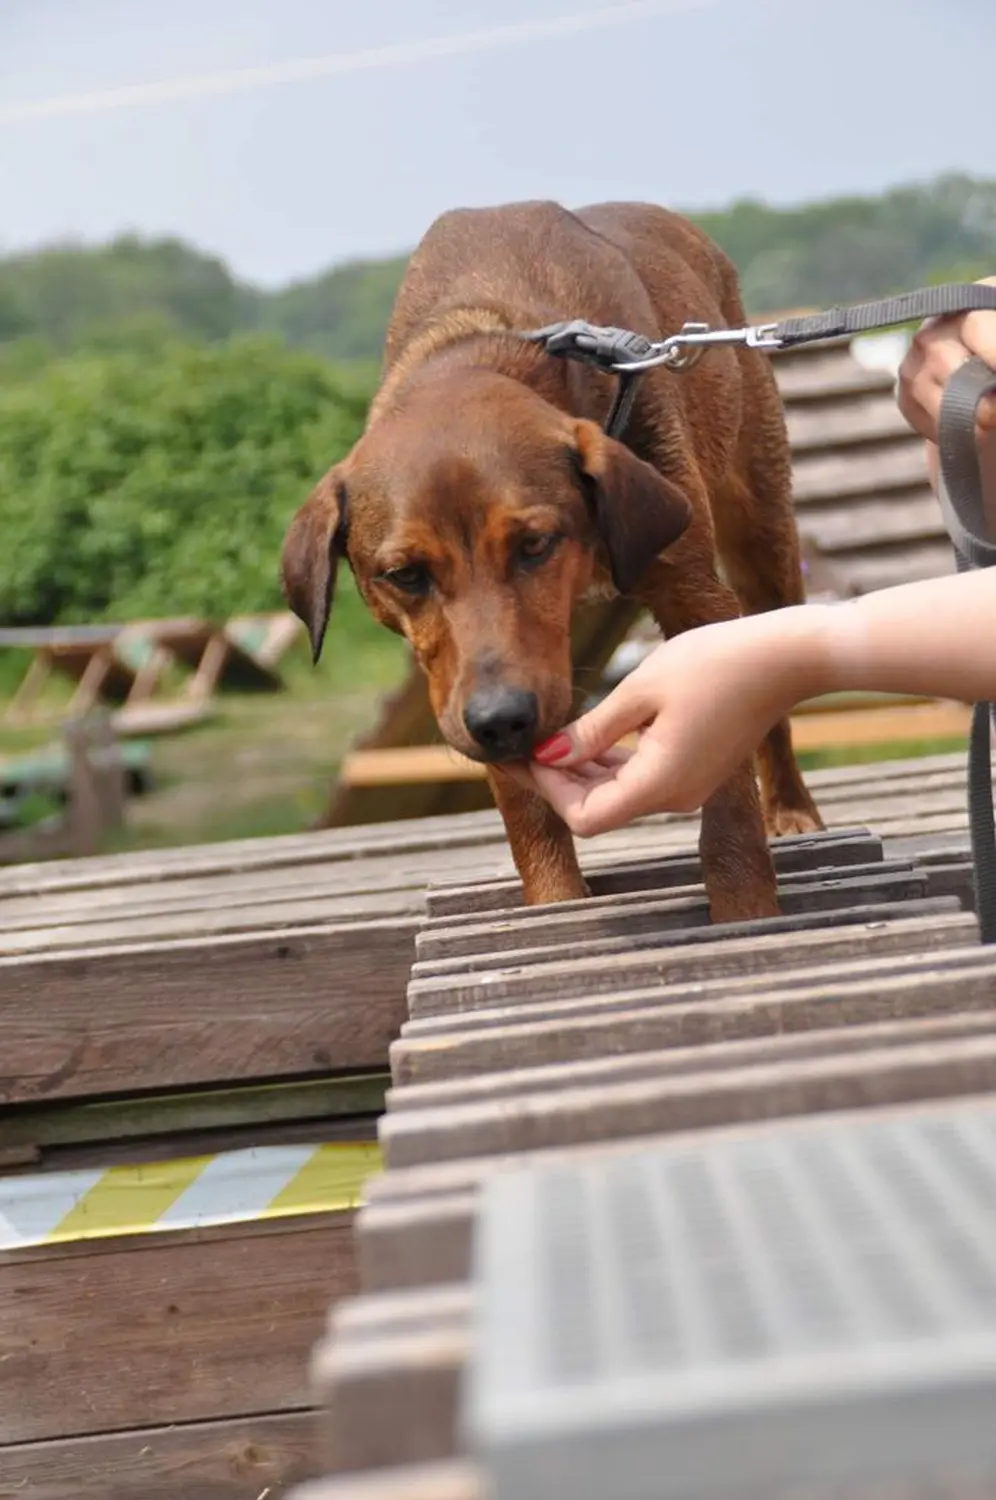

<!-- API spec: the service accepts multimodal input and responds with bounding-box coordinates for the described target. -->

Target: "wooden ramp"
[276,750,996,1499]
[322,333,953,828]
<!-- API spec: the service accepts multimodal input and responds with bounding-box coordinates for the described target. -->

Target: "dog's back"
[382,200,742,372]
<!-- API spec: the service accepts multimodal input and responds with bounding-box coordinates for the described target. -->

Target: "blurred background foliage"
[0,170,992,629]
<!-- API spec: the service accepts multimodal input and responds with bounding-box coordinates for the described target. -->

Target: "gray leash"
[936,357,996,942]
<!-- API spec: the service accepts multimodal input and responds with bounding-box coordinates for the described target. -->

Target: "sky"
[1,0,994,288]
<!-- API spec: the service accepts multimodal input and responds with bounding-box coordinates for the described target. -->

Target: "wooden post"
[4,649,52,724]
[63,714,125,856]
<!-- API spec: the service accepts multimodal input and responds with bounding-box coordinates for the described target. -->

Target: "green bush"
[0,336,374,626]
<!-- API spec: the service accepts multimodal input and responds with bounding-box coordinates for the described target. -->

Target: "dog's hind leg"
[713,384,824,840]
[641,539,782,925]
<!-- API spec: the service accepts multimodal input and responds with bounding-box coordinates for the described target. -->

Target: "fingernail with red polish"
[533,732,572,765]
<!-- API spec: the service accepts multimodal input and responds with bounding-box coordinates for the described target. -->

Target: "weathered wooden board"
[399,912,979,1045]
[0,920,413,1105]
[424,828,883,919]
[791,438,928,502]
[390,947,996,1089]
[380,1026,996,1170]
[0,1411,317,1500]
[0,887,429,955]
[415,861,929,967]
[0,1214,357,1447]
[314,1319,468,1473]
[406,907,975,1018]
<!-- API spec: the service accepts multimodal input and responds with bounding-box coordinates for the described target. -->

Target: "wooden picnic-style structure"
[0,610,302,737]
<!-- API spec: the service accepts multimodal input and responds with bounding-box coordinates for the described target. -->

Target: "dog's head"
[281,372,690,762]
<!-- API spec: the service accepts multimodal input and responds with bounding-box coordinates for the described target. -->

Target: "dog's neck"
[368,305,577,427]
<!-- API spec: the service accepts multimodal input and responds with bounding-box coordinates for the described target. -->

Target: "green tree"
[0,337,373,626]
[0,235,251,351]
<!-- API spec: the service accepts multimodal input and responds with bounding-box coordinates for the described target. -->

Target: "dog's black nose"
[463,687,539,759]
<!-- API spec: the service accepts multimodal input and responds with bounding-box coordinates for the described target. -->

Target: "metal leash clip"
[612,321,783,373]
[524,318,783,376]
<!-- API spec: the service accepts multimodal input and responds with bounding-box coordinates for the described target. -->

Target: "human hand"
[896,276,996,447]
[516,606,831,837]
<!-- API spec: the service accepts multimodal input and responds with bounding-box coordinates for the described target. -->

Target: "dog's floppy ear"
[573,419,692,594]
[281,468,348,663]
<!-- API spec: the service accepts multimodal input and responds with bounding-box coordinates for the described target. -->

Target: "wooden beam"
[0,919,414,1104]
[0,1212,357,1446]
[0,1411,318,1500]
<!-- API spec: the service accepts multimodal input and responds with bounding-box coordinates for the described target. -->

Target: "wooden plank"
[0,1411,317,1500]
[835,540,955,594]
[0,920,413,1105]
[391,946,996,1089]
[390,971,996,1106]
[798,490,945,551]
[0,1213,357,1445]
[405,908,975,1018]
[402,906,977,1043]
[415,861,922,965]
[774,350,895,401]
[0,808,510,898]
[331,1284,473,1342]
[357,1192,482,1295]
[785,393,913,451]
[0,842,515,933]
[379,1027,996,1170]
[289,1461,482,1500]
[791,439,928,504]
[411,883,947,991]
[313,1323,468,1473]
[425,828,882,919]
[0,887,428,955]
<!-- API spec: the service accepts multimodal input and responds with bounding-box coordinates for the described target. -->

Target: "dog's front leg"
[487,767,590,905]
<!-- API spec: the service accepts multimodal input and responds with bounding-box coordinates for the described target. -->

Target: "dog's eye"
[382,564,431,596]
[517,533,559,569]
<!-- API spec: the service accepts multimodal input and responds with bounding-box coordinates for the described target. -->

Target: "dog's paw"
[764,805,825,839]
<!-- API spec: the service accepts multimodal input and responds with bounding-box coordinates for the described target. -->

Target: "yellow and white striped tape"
[0,1140,382,1251]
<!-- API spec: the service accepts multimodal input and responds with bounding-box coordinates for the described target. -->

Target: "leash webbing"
[525,282,996,939]
[936,357,996,943]
[773,284,996,346]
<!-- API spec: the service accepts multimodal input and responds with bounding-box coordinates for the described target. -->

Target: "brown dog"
[282,200,822,919]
